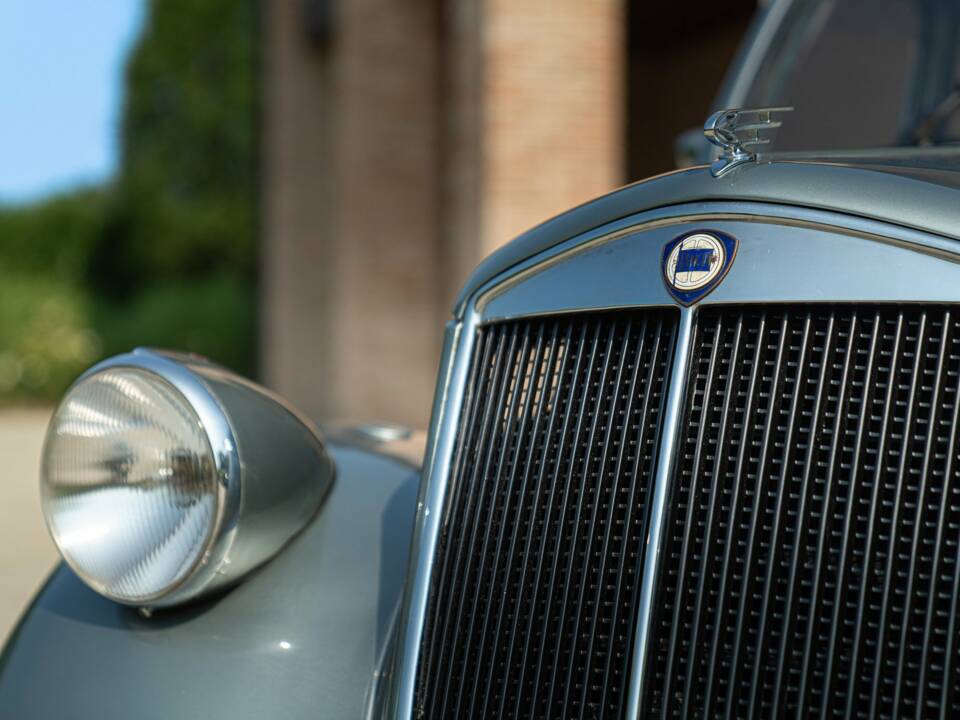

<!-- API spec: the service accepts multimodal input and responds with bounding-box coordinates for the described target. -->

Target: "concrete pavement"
[0,409,57,647]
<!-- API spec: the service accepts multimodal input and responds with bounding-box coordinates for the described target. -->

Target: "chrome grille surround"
[387,201,960,720]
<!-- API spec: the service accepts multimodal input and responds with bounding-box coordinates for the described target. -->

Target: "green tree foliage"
[0,188,106,282]
[0,0,257,401]
[97,0,256,289]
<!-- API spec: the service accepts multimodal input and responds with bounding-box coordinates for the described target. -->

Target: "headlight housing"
[40,349,333,609]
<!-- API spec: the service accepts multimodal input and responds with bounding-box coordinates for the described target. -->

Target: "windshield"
[743,0,960,151]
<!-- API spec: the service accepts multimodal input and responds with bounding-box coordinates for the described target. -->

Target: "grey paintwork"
[454,151,960,316]
[0,440,419,720]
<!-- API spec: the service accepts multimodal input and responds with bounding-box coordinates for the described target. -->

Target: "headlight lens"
[41,367,220,604]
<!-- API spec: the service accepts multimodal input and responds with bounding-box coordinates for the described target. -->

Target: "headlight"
[40,349,333,609]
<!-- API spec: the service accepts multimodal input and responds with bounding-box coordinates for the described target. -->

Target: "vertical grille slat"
[591,316,658,714]
[526,321,599,717]
[748,315,816,720]
[557,321,635,713]
[844,312,906,720]
[656,313,724,717]
[461,327,543,716]
[448,326,521,718]
[893,313,950,715]
[473,323,550,720]
[646,305,960,720]
[682,313,748,718]
[452,325,528,716]
[917,315,960,716]
[432,328,514,718]
[796,311,859,719]
[772,312,835,717]
[500,322,574,720]
[417,325,491,712]
[416,309,677,720]
[723,313,790,717]
[532,321,605,713]
[770,312,841,717]
[702,313,768,719]
[512,320,592,719]
[822,312,881,713]
[869,312,927,719]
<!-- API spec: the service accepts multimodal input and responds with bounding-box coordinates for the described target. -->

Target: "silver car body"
[2,149,960,717]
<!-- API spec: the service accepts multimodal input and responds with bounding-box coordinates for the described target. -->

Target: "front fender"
[0,439,420,719]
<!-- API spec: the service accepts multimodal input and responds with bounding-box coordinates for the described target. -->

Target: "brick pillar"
[482,0,624,255]
[330,0,442,427]
[261,0,624,428]
[260,1,338,422]
[261,0,441,428]
[442,0,625,289]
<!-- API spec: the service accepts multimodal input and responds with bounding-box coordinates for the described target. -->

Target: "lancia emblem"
[662,230,738,305]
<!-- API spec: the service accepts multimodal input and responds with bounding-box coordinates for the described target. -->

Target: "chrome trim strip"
[390,319,475,719]
[366,598,403,720]
[389,200,960,719]
[476,202,960,324]
[625,306,695,719]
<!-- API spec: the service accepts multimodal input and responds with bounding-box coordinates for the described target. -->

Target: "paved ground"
[0,409,57,646]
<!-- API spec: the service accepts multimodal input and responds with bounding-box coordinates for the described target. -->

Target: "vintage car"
[4,2,960,719]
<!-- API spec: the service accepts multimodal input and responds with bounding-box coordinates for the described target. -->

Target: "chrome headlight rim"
[42,348,243,607]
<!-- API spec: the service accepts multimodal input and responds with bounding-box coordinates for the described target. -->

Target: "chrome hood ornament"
[704,106,793,177]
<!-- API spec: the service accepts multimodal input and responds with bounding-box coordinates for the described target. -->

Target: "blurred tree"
[92,0,256,293]
[0,274,99,400]
[0,0,257,401]
[91,0,257,369]
[0,189,106,283]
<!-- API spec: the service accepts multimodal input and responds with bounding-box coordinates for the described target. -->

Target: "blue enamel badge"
[662,230,738,305]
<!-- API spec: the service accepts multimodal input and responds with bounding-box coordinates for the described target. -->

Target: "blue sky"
[0,1,145,205]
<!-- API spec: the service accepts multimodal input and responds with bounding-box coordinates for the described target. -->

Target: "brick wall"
[481,0,623,256]
[261,0,625,427]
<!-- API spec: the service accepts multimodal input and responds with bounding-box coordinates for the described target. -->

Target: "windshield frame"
[712,0,960,152]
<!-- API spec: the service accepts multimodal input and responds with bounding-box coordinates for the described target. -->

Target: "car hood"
[453,148,960,317]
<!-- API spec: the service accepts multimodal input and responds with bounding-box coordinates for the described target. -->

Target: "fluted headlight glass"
[41,368,220,604]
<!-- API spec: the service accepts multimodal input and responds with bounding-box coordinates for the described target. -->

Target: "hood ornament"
[704,106,793,177]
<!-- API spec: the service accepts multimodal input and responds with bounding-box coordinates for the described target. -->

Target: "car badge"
[662,230,738,305]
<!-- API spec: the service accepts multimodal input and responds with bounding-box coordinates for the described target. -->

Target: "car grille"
[413,304,960,720]
[646,305,960,719]
[414,309,678,719]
